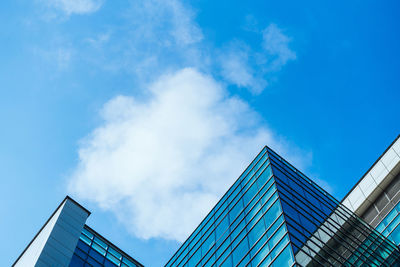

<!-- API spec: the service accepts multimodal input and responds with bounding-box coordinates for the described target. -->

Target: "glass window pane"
[232,237,249,265]
[82,228,94,239]
[247,218,265,246]
[106,254,120,266]
[92,242,106,256]
[80,233,92,246]
[108,247,122,260]
[271,243,294,267]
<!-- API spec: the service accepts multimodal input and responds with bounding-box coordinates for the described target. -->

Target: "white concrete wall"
[14,197,90,267]
[343,138,400,215]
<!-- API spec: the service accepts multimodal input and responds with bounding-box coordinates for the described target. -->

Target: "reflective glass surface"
[69,225,142,267]
[376,200,400,245]
[166,148,295,267]
[266,147,400,266]
[166,146,400,267]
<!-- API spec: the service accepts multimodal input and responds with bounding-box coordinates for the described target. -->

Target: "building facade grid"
[166,146,400,267]
[166,147,295,267]
[69,225,142,267]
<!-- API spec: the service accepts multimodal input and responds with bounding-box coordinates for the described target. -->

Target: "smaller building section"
[165,144,400,267]
[343,135,400,247]
[70,225,141,267]
[13,196,143,267]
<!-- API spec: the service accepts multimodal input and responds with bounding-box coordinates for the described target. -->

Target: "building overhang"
[342,135,400,216]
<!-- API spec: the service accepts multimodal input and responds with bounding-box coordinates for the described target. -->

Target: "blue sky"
[1,0,400,266]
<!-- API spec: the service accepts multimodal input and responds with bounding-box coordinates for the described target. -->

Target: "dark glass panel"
[104,258,118,267]
[69,254,85,267]
[74,247,88,261]
[88,249,105,264]
[76,239,90,253]
[86,256,103,267]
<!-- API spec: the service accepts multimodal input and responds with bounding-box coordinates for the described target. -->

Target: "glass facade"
[267,148,400,266]
[376,200,400,246]
[165,146,400,267]
[361,173,400,229]
[166,148,295,267]
[69,225,142,267]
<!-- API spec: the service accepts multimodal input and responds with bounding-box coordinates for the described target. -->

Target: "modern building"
[165,142,400,267]
[13,135,400,266]
[12,196,143,267]
[342,136,400,247]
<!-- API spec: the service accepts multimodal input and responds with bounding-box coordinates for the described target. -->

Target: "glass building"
[166,145,400,267]
[69,225,142,267]
[343,136,400,250]
[13,135,400,266]
[12,196,143,267]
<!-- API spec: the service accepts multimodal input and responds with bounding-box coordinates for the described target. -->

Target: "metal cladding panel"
[13,197,90,267]
[343,137,400,215]
[37,198,89,266]
[14,202,64,267]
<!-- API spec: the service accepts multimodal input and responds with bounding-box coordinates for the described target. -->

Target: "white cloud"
[68,68,307,242]
[78,0,206,85]
[46,0,103,15]
[127,0,203,47]
[262,23,297,70]
[219,43,268,94]
[218,24,296,93]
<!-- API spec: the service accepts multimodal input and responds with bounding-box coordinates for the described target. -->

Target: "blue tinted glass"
[260,183,275,205]
[269,234,290,260]
[187,249,201,267]
[263,200,282,225]
[92,242,106,256]
[122,257,138,267]
[389,224,400,245]
[266,215,284,237]
[387,214,400,233]
[217,246,231,266]
[229,199,244,224]
[247,217,265,246]
[261,165,273,181]
[247,207,263,229]
[104,258,118,267]
[89,248,105,264]
[228,184,242,205]
[87,256,103,267]
[271,242,294,267]
[262,191,278,214]
[216,235,230,258]
[82,228,94,239]
[220,254,233,267]
[77,240,90,253]
[202,232,215,256]
[108,247,122,260]
[71,227,140,267]
[106,253,120,266]
[216,215,229,240]
[69,254,85,267]
[80,233,92,246]
[74,247,88,261]
[232,224,247,249]
[243,182,259,206]
[299,214,316,234]
[268,224,286,250]
[232,237,249,265]
[94,237,108,250]
[251,242,271,267]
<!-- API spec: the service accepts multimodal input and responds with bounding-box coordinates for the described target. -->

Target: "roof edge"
[341,134,400,203]
[12,195,91,266]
